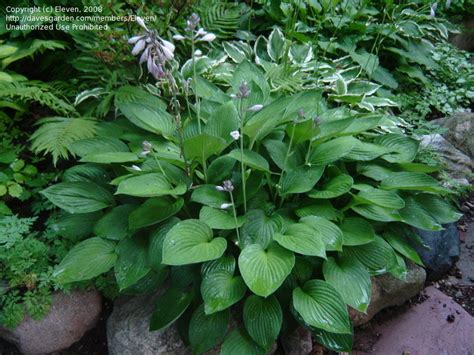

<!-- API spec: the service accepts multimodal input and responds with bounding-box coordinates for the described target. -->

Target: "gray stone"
[0,290,101,354]
[450,18,474,53]
[414,223,460,280]
[107,292,188,355]
[419,134,473,185]
[433,112,474,158]
[354,286,474,354]
[281,327,313,355]
[350,264,426,326]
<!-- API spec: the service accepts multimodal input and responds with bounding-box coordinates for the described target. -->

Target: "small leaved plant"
[41,15,461,353]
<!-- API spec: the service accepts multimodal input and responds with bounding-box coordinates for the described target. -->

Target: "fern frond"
[0,81,76,115]
[197,1,247,38]
[30,117,97,165]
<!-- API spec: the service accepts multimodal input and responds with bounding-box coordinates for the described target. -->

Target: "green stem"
[276,123,296,207]
[151,150,169,180]
[229,191,241,245]
[239,99,247,213]
[191,34,202,134]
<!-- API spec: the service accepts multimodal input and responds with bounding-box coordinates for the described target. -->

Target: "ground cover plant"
[32,3,466,352]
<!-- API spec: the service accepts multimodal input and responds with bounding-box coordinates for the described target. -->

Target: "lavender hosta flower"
[230,130,240,140]
[430,2,438,17]
[199,33,216,42]
[141,141,153,156]
[297,108,305,118]
[247,104,263,112]
[220,203,233,210]
[223,180,234,192]
[238,81,251,98]
[128,35,144,44]
[186,13,200,31]
[313,116,321,126]
[131,39,146,55]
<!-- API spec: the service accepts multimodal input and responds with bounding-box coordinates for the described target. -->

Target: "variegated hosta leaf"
[323,257,372,312]
[162,220,227,265]
[293,279,351,334]
[238,242,295,297]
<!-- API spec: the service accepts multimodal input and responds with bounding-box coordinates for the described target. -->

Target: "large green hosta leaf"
[191,185,228,208]
[201,270,246,314]
[149,288,193,331]
[94,205,136,240]
[384,229,423,266]
[343,237,398,275]
[116,173,187,197]
[399,196,442,231]
[310,136,357,166]
[199,206,245,230]
[53,237,117,283]
[293,279,351,334]
[312,327,354,353]
[381,172,451,194]
[128,197,183,229]
[115,235,151,290]
[41,182,115,214]
[183,133,227,161]
[351,204,402,222]
[238,242,295,297]
[241,209,284,248]
[221,329,265,355]
[414,194,462,224]
[243,295,282,349]
[162,220,227,265]
[375,134,419,163]
[340,217,376,246]
[117,101,176,136]
[323,257,371,312]
[280,165,325,195]
[274,223,326,258]
[189,305,229,354]
[354,188,405,210]
[228,149,270,172]
[308,174,353,199]
[299,216,343,251]
[80,152,139,164]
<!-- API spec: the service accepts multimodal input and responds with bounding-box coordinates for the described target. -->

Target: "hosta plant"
[41,15,461,353]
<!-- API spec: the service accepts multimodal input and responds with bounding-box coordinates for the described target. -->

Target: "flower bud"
[194,49,203,57]
[172,34,185,41]
[128,35,143,44]
[136,16,148,31]
[131,165,142,171]
[200,33,216,42]
[230,130,240,140]
[131,39,146,55]
[196,28,207,36]
[247,104,264,112]
[220,203,233,209]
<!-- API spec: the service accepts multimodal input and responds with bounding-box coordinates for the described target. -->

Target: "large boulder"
[0,290,101,354]
[433,112,474,158]
[419,134,473,186]
[107,292,188,355]
[350,264,426,326]
[414,223,461,280]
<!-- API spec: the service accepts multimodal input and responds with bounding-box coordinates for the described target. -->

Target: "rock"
[414,223,461,280]
[107,292,188,355]
[0,290,101,354]
[354,286,474,354]
[433,112,474,158]
[450,18,474,52]
[281,327,313,355]
[419,134,473,185]
[350,264,426,326]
